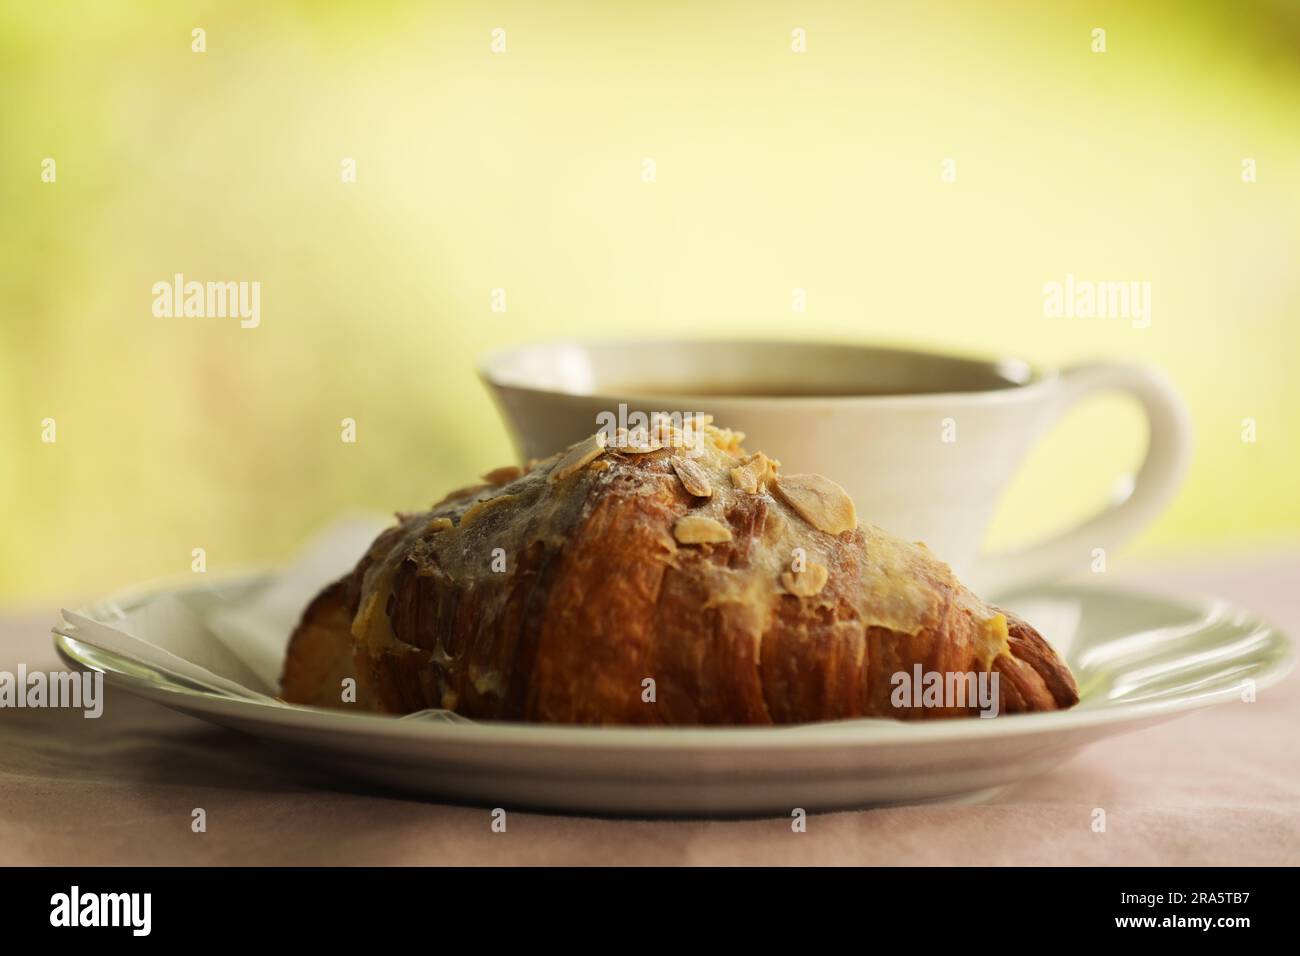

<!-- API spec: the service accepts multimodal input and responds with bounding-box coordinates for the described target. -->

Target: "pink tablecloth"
[1,554,1297,865]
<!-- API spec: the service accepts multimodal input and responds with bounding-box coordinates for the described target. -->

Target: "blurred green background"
[2,0,1298,602]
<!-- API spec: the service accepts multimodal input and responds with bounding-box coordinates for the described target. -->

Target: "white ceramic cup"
[479,339,1191,594]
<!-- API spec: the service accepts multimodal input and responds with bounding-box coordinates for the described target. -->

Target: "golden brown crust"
[994,610,1081,713]
[279,580,379,711]
[282,422,1079,723]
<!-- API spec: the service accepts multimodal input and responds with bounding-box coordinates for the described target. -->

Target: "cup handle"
[976,362,1192,595]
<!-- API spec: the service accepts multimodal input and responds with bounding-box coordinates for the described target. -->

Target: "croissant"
[281,419,1078,723]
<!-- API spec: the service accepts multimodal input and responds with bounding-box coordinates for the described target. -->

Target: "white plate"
[52,580,1293,816]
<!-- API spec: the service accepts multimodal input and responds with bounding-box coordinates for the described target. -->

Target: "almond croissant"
[281,419,1079,722]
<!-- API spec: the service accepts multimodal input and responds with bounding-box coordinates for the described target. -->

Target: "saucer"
[52,578,1292,816]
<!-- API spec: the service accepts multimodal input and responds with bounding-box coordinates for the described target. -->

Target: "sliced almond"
[482,465,523,486]
[672,514,732,544]
[729,466,758,494]
[773,473,858,535]
[705,425,746,454]
[426,516,454,534]
[588,458,611,473]
[658,425,685,448]
[729,452,774,494]
[678,414,712,452]
[549,432,607,483]
[670,456,712,497]
[615,426,662,454]
[781,562,829,597]
[649,412,712,450]
[649,412,678,440]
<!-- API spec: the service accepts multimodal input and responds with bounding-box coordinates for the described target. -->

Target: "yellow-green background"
[2,0,1298,602]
